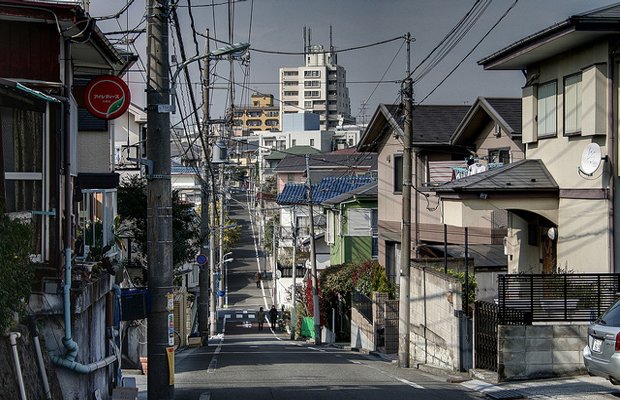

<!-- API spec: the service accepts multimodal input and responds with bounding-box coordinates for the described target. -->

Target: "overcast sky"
[90,0,620,125]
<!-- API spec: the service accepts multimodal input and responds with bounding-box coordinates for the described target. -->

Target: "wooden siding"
[0,21,59,82]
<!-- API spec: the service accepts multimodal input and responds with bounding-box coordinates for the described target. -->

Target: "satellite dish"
[580,143,602,175]
[547,227,557,241]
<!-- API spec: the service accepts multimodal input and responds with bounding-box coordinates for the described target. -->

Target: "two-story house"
[436,3,620,274]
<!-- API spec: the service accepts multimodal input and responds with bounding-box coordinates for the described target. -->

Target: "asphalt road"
[133,191,620,400]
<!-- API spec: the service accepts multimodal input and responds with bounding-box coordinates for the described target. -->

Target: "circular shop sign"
[84,75,131,120]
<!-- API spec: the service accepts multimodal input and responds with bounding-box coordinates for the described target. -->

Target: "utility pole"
[290,205,297,340]
[398,32,413,368]
[198,29,210,343]
[209,166,217,336]
[219,164,225,308]
[272,217,277,306]
[146,0,173,397]
[305,154,321,344]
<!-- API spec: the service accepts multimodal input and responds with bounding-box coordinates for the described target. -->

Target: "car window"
[600,299,620,326]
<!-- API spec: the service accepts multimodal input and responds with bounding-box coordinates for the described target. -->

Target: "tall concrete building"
[279,44,354,130]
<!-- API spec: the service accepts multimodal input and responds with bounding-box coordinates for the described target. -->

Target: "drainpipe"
[6,332,27,400]
[28,320,52,400]
[608,49,617,273]
[51,39,118,374]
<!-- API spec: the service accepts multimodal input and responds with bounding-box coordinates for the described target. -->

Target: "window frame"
[537,80,558,139]
[563,72,582,137]
[393,154,403,194]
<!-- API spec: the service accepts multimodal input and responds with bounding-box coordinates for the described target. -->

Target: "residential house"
[358,104,475,282]
[0,2,135,398]
[274,151,377,194]
[436,3,620,275]
[322,181,378,265]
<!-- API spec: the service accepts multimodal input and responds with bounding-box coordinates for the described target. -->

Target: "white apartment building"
[279,44,354,130]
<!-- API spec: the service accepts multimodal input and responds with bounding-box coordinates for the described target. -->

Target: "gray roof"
[358,104,470,152]
[479,3,620,70]
[432,159,558,193]
[451,97,522,145]
[263,146,321,161]
[322,181,378,206]
[274,152,377,173]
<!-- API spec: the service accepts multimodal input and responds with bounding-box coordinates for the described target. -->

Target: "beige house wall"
[514,40,613,273]
[473,119,525,163]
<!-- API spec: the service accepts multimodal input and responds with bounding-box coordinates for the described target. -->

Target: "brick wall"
[497,324,588,382]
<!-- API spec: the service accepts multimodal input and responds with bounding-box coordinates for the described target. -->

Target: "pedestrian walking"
[257,307,265,331]
[255,271,261,288]
[269,305,278,329]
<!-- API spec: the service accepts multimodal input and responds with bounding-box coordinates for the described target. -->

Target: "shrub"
[0,213,33,332]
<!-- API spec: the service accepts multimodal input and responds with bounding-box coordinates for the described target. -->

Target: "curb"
[416,363,471,383]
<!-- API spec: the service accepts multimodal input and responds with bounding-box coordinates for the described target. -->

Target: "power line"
[250,35,404,56]
[419,0,520,104]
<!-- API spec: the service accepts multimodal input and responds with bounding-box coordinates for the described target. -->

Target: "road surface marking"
[207,316,227,373]
[348,357,425,390]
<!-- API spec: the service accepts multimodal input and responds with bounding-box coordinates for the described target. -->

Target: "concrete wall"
[497,324,588,382]
[350,307,374,351]
[33,274,116,400]
[410,265,463,371]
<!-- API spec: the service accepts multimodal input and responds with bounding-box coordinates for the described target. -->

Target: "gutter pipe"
[28,320,52,400]
[609,49,618,273]
[51,39,118,374]
[6,332,27,400]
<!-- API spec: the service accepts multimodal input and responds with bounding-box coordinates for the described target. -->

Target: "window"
[304,81,320,88]
[326,210,335,244]
[347,208,371,236]
[371,209,378,259]
[386,242,401,284]
[287,173,294,182]
[304,101,313,109]
[283,71,298,76]
[304,70,320,77]
[304,91,320,98]
[283,91,298,97]
[292,139,296,146]
[283,81,298,86]
[393,154,403,193]
[310,139,315,146]
[488,148,510,165]
[564,73,582,135]
[537,81,557,137]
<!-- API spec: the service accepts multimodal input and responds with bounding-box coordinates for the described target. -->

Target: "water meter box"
[120,288,149,321]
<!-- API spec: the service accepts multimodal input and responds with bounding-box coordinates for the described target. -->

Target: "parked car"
[584,298,620,384]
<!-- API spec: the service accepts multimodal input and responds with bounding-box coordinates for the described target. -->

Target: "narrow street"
[130,192,620,400]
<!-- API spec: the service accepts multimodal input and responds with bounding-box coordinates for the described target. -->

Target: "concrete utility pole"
[398,32,413,368]
[146,0,174,397]
[272,218,277,306]
[290,206,297,340]
[209,169,217,336]
[305,155,321,344]
[198,29,210,342]
[219,165,225,308]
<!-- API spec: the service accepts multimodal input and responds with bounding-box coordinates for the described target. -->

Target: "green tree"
[117,176,200,271]
[0,213,33,332]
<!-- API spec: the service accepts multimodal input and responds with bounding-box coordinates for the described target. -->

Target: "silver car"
[584,298,620,384]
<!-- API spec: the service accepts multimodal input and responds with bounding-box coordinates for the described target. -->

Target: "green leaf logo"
[107,96,125,117]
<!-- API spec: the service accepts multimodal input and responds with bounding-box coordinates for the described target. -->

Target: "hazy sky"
[90,0,620,125]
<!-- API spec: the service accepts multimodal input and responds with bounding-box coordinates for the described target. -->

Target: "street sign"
[84,75,131,120]
[196,254,207,265]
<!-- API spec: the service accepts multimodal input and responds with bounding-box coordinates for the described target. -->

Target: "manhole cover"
[486,390,526,400]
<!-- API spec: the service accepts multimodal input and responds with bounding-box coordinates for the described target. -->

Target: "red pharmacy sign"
[84,75,131,120]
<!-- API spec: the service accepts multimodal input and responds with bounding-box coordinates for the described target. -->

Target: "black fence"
[497,273,620,323]
[352,290,373,322]
[279,266,306,278]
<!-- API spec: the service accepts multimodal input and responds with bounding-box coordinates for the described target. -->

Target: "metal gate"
[474,301,499,371]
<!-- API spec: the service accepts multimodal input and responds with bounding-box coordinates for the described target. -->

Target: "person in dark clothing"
[255,271,261,288]
[269,305,278,329]
[257,307,265,331]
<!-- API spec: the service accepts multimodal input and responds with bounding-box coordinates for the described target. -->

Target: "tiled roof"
[171,165,199,175]
[432,159,558,193]
[263,146,321,161]
[322,181,378,205]
[274,152,377,173]
[276,176,375,205]
[485,98,522,134]
[358,103,470,151]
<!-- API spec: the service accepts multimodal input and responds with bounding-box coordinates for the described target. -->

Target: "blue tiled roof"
[171,165,199,174]
[276,175,375,205]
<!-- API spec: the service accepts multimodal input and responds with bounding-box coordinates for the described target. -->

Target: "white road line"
[397,377,425,389]
[347,358,425,390]
[460,379,502,394]
[308,347,326,352]
[207,316,227,373]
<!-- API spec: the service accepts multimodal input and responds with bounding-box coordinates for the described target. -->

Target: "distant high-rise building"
[279,44,354,131]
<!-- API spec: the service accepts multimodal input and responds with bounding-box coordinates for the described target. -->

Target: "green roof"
[263,145,321,161]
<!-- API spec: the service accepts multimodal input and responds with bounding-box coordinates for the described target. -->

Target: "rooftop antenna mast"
[330,25,336,64]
